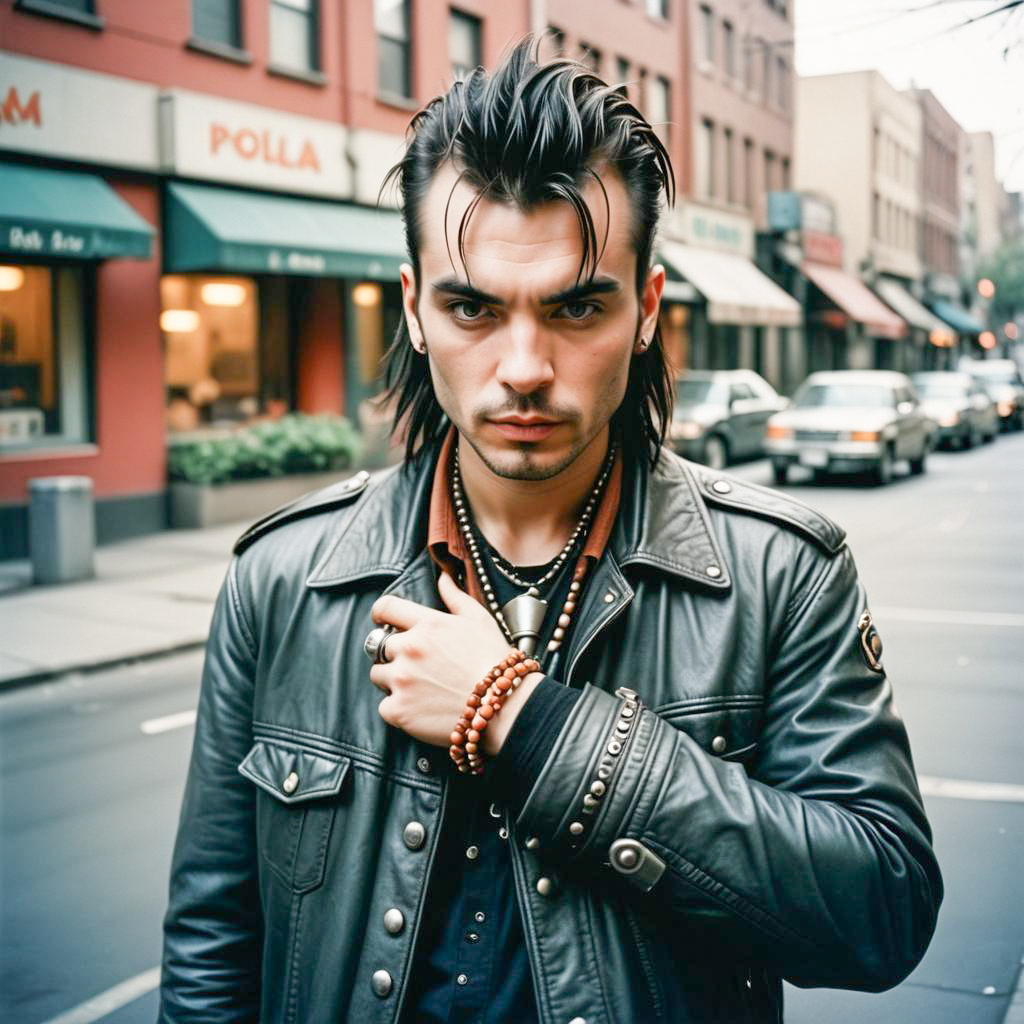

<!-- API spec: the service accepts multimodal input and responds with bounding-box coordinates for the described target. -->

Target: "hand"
[369,572,541,752]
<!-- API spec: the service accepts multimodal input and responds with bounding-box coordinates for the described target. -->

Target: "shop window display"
[162,274,287,433]
[0,264,90,451]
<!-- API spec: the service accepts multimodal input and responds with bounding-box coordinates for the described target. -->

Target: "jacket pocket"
[652,695,764,764]
[239,739,351,893]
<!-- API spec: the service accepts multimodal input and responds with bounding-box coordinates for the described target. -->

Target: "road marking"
[39,967,160,1024]
[918,775,1024,804]
[140,709,196,735]
[874,606,1024,629]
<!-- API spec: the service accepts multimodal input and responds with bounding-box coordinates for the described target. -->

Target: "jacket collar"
[306,444,731,593]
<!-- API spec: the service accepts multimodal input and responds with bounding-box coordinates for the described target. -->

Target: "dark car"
[911,371,998,449]
[960,359,1024,431]
[669,370,788,470]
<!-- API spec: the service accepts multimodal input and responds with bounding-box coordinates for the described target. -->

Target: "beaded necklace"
[450,441,616,663]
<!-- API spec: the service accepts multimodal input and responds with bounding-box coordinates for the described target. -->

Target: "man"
[161,40,941,1023]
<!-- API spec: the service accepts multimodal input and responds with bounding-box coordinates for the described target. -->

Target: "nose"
[495,315,554,396]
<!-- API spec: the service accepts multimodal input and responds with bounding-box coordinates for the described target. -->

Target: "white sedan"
[763,371,935,486]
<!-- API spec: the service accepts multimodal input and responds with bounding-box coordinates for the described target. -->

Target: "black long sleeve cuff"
[492,676,581,812]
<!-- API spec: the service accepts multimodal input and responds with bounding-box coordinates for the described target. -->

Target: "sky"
[793,0,1024,192]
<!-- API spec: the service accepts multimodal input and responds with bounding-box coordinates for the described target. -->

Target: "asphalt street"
[1,432,1022,1024]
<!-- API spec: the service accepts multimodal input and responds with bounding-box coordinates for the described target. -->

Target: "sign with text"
[674,202,755,257]
[0,53,159,170]
[161,91,352,198]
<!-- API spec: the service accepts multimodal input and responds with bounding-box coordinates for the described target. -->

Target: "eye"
[448,300,490,323]
[559,301,601,322]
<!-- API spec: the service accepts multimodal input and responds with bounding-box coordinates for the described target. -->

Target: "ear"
[636,263,665,353]
[400,262,426,354]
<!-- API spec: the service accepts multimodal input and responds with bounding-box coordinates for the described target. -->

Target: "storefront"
[658,203,802,392]
[874,278,956,371]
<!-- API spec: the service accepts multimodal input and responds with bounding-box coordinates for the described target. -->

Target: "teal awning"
[165,182,406,279]
[931,299,984,336]
[0,163,154,260]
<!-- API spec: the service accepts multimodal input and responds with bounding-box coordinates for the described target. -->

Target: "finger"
[438,570,488,617]
[368,663,393,693]
[372,594,437,630]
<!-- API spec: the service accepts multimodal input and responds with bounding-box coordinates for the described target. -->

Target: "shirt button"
[474,911,486,923]
[568,1018,587,1024]
[403,822,426,850]
[466,931,480,943]
[456,973,469,986]
[465,845,479,860]
[281,771,299,795]
[711,735,727,754]
[536,876,556,897]
[370,969,392,997]
[416,756,432,775]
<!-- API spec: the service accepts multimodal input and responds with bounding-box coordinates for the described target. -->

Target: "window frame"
[449,7,482,81]
[14,0,104,30]
[268,0,322,77]
[698,4,715,65]
[188,0,249,60]
[375,0,414,102]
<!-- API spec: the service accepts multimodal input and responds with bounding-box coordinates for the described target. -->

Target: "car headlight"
[938,414,960,428]
[997,401,1015,416]
[764,425,792,440]
[850,430,881,442]
[671,421,704,441]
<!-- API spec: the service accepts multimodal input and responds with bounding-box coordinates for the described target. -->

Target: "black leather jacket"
[160,448,941,1023]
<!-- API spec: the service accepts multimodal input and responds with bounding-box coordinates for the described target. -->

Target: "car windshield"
[913,378,966,398]
[676,379,727,405]
[793,384,894,409]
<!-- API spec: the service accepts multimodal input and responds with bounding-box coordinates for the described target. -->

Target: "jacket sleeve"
[159,557,261,1022]
[512,546,942,991]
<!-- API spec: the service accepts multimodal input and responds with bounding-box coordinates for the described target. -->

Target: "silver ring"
[364,625,396,664]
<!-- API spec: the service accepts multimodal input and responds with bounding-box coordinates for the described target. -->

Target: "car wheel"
[872,445,894,486]
[962,426,975,450]
[772,461,788,486]
[909,444,927,475]
[703,435,728,471]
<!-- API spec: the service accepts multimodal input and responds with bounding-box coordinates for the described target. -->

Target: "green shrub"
[168,414,363,485]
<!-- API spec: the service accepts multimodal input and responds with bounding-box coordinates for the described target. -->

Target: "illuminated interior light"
[352,282,382,308]
[200,281,248,307]
[160,309,201,333]
[0,266,26,291]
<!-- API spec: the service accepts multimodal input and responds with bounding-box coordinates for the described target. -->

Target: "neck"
[456,430,611,567]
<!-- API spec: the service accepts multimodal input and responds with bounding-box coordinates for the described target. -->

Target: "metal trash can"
[28,476,95,585]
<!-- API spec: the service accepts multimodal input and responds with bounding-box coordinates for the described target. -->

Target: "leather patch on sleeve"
[858,609,884,673]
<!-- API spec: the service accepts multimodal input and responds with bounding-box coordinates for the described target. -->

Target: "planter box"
[168,470,349,530]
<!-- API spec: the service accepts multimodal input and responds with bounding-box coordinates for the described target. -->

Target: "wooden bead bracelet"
[449,649,541,775]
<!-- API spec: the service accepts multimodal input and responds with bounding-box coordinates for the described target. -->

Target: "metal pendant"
[500,589,547,656]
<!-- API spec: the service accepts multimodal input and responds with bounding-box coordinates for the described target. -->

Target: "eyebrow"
[431,275,622,307]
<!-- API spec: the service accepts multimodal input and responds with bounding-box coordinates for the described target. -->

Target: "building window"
[722,20,737,79]
[763,148,776,192]
[647,76,671,144]
[698,119,716,198]
[616,56,631,98]
[699,5,714,64]
[781,155,790,190]
[645,0,669,18]
[270,0,319,72]
[762,42,772,104]
[449,9,481,80]
[345,281,404,417]
[375,0,412,99]
[15,0,103,28]
[743,137,754,208]
[775,55,787,109]
[872,192,880,240]
[723,128,735,203]
[191,0,242,49]
[579,42,602,74]
[161,275,298,433]
[0,265,90,451]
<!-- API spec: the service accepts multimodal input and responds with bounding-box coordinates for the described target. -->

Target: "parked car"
[959,359,1024,431]
[911,371,998,449]
[669,370,789,470]
[763,370,934,486]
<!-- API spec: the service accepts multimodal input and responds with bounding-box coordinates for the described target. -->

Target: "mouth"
[487,417,562,441]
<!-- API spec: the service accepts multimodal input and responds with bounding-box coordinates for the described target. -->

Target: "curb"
[0,639,208,695]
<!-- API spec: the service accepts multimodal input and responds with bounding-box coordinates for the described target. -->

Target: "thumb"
[438,569,485,617]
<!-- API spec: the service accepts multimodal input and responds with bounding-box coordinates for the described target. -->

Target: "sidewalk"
[0,520,242,689]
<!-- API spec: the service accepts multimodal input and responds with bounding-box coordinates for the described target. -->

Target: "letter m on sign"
[1,88,42,126]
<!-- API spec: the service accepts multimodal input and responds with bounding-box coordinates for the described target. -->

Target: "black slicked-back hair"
[380,36,675,467]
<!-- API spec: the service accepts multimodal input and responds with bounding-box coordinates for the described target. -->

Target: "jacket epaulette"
[692,467,846,555]
[232,470,372,556]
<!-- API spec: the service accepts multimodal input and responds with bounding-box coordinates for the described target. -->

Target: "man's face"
[400,164,664,481]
